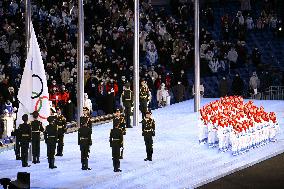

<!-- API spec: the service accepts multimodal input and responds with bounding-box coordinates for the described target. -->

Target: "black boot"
[48,158,52,168]
[82,158,87,170]
[22,157,30,167]
[85,159,91,170]
[117,160,122,172]
[32,156,37,164]
[36,156,40,163]
[56,145,63,156]
[51,158,57,169]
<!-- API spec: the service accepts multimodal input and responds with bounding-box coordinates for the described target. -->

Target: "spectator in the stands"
[251,47,261,67]
[157,83,170,107]
[227,47,238,69]
[173,81,185,103]
[232,73,244,96]
[249,71,260,95]
[219,76,229,97]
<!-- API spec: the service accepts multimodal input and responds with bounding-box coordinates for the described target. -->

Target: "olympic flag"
[17,22,50,126]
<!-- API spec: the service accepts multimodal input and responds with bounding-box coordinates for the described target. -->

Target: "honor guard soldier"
[139,80,150,119]
[78,116,92,170]
[44,116,58,169]
[142,111,156,161]
[18,114,31,167]
[113,108,126,135]
[109,121,123,172]
[55,108,67,156]
[82,107,92,131]
[11,125,21,160]
[31,111,44,164]
[121,82,133,128]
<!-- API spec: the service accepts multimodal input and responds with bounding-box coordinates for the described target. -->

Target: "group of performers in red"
[199,96,280,155]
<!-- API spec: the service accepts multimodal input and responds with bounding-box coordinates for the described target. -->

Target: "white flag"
[17,23,50,126]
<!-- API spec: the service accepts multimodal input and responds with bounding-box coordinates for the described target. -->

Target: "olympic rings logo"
[34,95,49,119]
[31,74,48,120]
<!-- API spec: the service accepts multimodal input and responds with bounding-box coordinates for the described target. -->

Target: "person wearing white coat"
[157,83,170,107]
[83,93,93,114]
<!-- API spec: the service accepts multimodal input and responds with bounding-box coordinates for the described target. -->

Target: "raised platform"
[0,99,283,188]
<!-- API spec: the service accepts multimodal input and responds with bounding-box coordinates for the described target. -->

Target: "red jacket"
[106,82,118,96]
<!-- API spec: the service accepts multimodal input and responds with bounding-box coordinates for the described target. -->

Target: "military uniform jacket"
[18,123,31,143]
[31,120,44,141]
[80,116,92,133]
[44,123,58,143]
[78,126,92,146]
[113,116,126,134]
[122,89,133,108]
[56,115,67,135]
[139,86,150,101]
[109,128,123,148]
[142,118,156,137]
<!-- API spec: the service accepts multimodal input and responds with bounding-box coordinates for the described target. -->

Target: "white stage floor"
[0,99,284,189]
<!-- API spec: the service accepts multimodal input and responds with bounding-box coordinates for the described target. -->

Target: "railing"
[251,86,284,100]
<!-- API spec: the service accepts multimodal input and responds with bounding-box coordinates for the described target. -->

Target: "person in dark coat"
[64,100,75,122]
[231,74,244,96]
[142,111,156,161]
[11,122,21,160]
[113,109,126,135]
[173,81,185,103]
[30,111,44,164]
[139,80,150,119]
[219,76,229,97]
[55,108,67,156]
[18,114,31,167]
[44,116,58,169]
[109,120,124,172]
[121,82,133,128]
[78,116,92,170]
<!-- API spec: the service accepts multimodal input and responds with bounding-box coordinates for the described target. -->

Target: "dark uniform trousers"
[11,129,21,160]
[140,86,150,119]
[31,120,44,163]
[56,116,66,156]
[124,106,131,128]
[110,128,123,171]
[47,137,57,168]
[45,121,58,169]
[122,89,133,128]
[18,123,31,167]
[142,118,155,160]
[144,134,153,160]
[78,125,92,170]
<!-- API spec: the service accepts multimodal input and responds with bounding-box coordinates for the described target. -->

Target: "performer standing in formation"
[31,111,44,164]
[113,109,126,136]
[18,114,31,167]
[139,80,151,120]
[44,116,58,169]
[109,120,124,172]
[121,83,133,128]
[78,116,92,170]
[55,108,67,156]
[142,111,156,161]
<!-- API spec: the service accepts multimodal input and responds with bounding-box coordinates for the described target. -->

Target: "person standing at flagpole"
[31,111,44,164]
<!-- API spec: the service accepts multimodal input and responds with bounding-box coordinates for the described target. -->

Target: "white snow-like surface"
[0,99,284,189]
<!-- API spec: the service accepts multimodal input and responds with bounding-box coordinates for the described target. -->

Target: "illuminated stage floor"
[0,99,284,189]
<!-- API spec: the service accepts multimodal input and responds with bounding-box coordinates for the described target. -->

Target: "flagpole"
[133,0,140,127]
[25,0,31,56]
[194,0,200,112]
[77,0,84,127]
